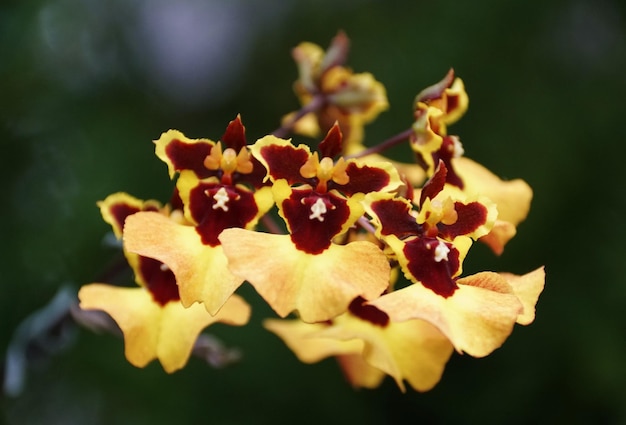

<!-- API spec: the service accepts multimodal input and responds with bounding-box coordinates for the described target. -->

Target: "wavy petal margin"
[78,286,250,372]
[370,272,524,357]
[124,212,244,315]
[219,229,390,322]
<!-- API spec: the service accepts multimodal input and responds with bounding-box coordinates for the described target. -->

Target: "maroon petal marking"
[446,93,460,115]
[415,69,455,103]
[187,182,259,246]
[348,296,389,327]
[259,144,311,185]
[281,190,351,254]
[419,160,447,207]
[109,203,141,232]
[403,238,459,297]
[169,187,184,211]
[242,156,272,189]
[432,136,464,189]
[165,139,214,179]
[332,162,391,195]
[221,115,247,152]
[437,201,488,239]
[318,123,343,159]
[370,198,421,238]
[138,256,180,306]
[109,202,159,232]
[401,174,415,204]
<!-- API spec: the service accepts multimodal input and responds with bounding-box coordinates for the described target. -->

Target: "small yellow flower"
[286,31,388,151]
[79,193,251,372]
[220,125,402,322]
[124,116,274,314]
[264,296,454,392]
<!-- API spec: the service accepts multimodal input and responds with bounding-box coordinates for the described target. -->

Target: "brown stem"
[357,216,377,234]
[272,94,326,139]
[260,213,284,234]
[346,128,414,159]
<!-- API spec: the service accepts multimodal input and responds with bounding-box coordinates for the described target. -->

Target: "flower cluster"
[79,32,544,391]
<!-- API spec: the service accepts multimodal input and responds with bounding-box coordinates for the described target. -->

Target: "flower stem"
[346,127,413,159]
[357,216,376,234]
[261,213,284,234]
[272,94,326,138]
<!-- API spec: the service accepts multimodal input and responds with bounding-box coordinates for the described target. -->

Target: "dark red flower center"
[138,256,180,306]
[187,183,260,246]
[403,238,459,297]
[348,296,389,327]
[281,190,350,254]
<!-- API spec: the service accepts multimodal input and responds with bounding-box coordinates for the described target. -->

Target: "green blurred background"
[2,0,626,423]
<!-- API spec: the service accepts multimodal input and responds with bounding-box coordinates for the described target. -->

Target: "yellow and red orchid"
[219,124,402,323]
[452,156,533,254]
[78,193,250,373]
[264,296,454,392]
[369,267,545,357]
[283,31,388,151]
[410,68,469,182]
[407,70,533,254]
[75,33,546,391]
[366,162,496,296]
[365,164,543,357]
[123,116,274,315]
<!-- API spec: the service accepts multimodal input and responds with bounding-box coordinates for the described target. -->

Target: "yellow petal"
[324,69,389,122]
[479,219,517,255]
[124,212,244,315]
[98,192,162,239]
[265,315,452,392]
[317,313,453,392]
[158,294,251,372]
[264,318,386,389]
[499,266,545,325]
[336,354,386,389]
[441,78,469,125]
[154,130,214,179]
[264,319,363,363]
[281,111,322,138]
[371,272,523,357]
[292,41,325,90]
[219,229,390,322]
[453,156,533,227]
[78,285,250,373]
[78,284,161,369]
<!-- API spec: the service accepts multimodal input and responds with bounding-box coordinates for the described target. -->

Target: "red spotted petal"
[433,136,464,188]
[137,257,180,306]
[348,296,389,327]
[437,201,489,239]
[169,187,184,211]
[244,156,273,189]
[281,190,351,254]
[415,69,455,103]
[219,115,269,188]
[369,198,420,238]
[332,162,392,196]
[108,203,141,230]
[419,160,447,207]
[186,182,261,246]
[164,138,214,179]
[403,238,460,297]
[221,115,247,152]
[259,143,311,185]
[99,193,161,238]
[318,122,343,159]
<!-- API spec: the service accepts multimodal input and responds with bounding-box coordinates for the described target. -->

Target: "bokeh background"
[2,0,626,424]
